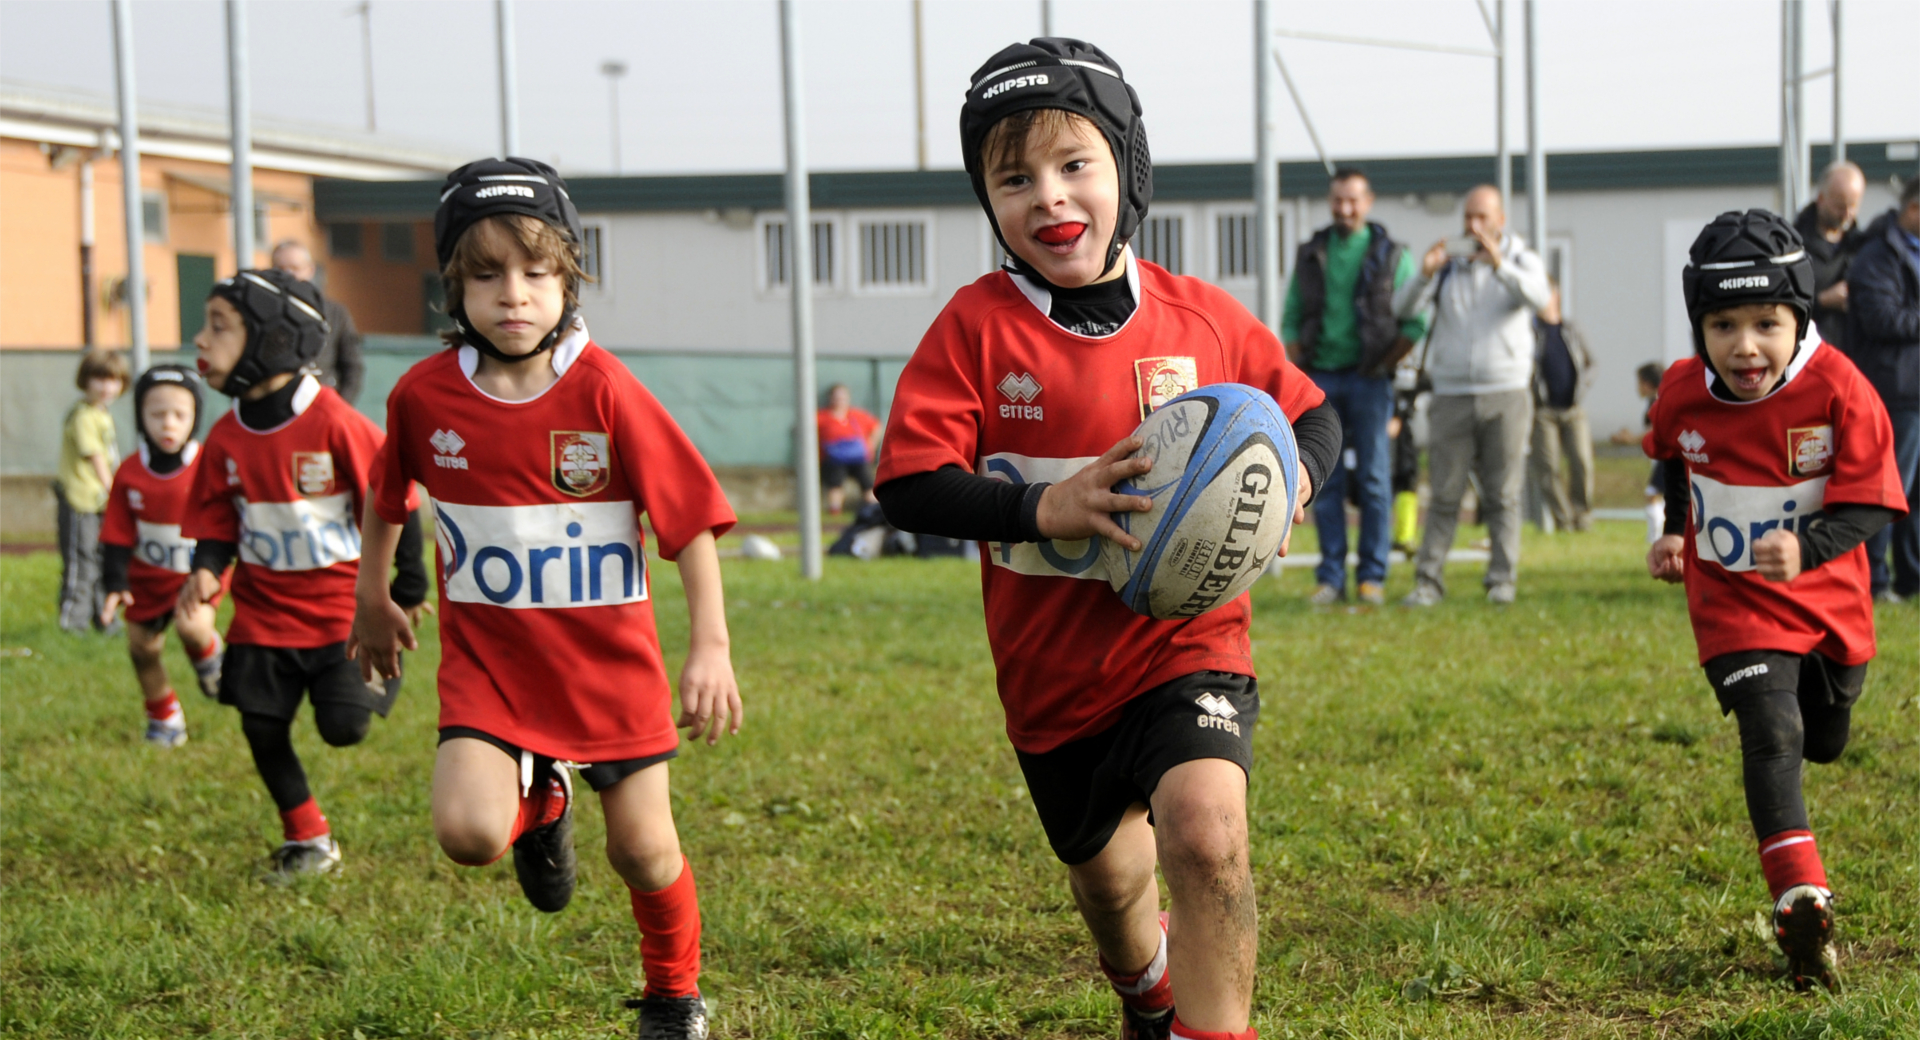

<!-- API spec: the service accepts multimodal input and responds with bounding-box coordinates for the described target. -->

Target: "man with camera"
[1392,184,1552,606]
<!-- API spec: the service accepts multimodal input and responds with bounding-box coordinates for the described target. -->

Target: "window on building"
[1136,215,1184,274]
[764,219,835,288]
[581,224,605,284]
[252,203,270,249]
[141,192,167,243]
[859,219,927,288]
[382,223,414,263]
[329,223,363,259]
[1216,212,1253,280]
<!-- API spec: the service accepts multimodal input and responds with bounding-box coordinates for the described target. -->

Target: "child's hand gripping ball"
[1099,383,1299,620]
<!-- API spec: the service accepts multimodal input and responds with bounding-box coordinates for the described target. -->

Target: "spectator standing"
[817,382,881,514]
[1393,185,1551,605]
[1529,278,1595,531]
[270,240,365,405]
[1796,162,1868,349]
[1281,168,1428,605]
[56,349,129,633]
[1844,177,1920,602]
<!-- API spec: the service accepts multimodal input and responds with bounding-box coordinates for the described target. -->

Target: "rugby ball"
[1100,383,1298,619]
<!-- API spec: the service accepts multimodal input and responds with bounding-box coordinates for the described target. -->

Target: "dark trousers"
[1866,406,1919,597]
[1309,369,1394,588]
[55,487,106,634]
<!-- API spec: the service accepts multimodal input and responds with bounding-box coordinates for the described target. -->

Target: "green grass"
[3,523,1916,1038]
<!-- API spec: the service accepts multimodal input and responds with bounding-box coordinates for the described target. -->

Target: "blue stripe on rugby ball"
[1103,383,1298,619]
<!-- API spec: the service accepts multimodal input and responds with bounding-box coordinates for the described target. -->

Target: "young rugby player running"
[1646,210,1905,989]
[350,159,740,1039]
[875,40,1341,1040]
[178,268,428,876]
[100,364,225,747]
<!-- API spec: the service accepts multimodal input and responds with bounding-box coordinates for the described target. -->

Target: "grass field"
[2,521,1916,1039]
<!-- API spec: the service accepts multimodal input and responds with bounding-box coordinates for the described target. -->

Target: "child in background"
[1646,210,1904,989]
[352,159,740,1039]
[817,382,882,514]
[1624,361,1668,543]
[99,365,226,747]
[56,348,129,633]
[1388,373,1422,555]
[179,268,428,877]
[875,40,1339,1040]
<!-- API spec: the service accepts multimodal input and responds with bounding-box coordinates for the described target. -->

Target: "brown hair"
[75,348,130,390]
[979,108,1103,175]
[437,214,590,347]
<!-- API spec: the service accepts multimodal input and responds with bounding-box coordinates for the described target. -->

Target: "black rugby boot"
[512,761,576,913]
[626,993,709,1040]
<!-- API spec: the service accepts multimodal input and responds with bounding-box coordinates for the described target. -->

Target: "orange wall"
[0,138,326,349]
[322,221,439,335]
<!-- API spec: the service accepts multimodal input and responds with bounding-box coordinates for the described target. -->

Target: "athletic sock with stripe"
[1758,829,1828,901]
[280,796,329,843]
[1100,911,1174,1016]
[144,688,182,722]
[1169,1018,1256,1040]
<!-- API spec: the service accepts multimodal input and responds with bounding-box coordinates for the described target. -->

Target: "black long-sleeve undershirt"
[102,544,132,593]
[187,508,428,608]
[879,399,1342,543]
[1662,461,1897,571]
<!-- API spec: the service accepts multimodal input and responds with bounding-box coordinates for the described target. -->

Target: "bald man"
[270,241,365,405]
[1392,185,1552,606]
[1795,161,1868,349]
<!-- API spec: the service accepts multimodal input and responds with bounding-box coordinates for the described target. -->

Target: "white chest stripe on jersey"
[133,519,195,574]
[978,451,1112,581]
[237,492,361,571]
[1689,472,1827,572]
[433,499,648,609]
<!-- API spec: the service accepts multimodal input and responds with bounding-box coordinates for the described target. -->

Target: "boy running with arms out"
[876,40,1341,1040]
[351,160,740,1039]
[178,269,429,876]
[1647,210,1904,989]
[100,365,226,747]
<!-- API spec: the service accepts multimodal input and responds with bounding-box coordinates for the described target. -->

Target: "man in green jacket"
[1281,168,1428,605]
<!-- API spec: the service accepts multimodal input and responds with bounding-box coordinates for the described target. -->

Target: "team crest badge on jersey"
[128,488,145,512]
[1788,425,1834,477]
[293,452,336,497]
[1134,356,1199,417]
[551,431,611,497]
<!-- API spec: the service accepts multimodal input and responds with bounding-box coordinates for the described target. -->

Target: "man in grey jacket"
[1393,185,1551,605]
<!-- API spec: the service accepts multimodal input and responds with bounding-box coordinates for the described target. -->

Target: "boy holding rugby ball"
[875,38,1341,1040]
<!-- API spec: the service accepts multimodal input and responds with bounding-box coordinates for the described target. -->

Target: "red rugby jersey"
[100,443,206,624]
[1646,335,1904,665]
[183,376,395,647]
[370,332,736,763]
[876,256,1326,753]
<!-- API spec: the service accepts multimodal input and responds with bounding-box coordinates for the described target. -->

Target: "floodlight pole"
[1040,0,1052,37]
[912,0,927,170]
[112,0,147,373]
[1779,1,1801,213]
[1829,0,1842,165]
[81,158,97,347]
[781,0,823,581]
[1791,1,1808,213]
[1524,1,1545,259]
[1495,0,1510,206]
[1253,0,1280,333]
[602,60,627,174]
[497,0,520,156]
[227,0,254,273]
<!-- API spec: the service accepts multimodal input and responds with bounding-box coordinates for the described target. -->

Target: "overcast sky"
[1,0,1914,177]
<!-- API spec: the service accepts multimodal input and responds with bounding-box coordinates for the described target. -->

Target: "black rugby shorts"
[222,642,402,722]
[437,726,678,793]
[1016,670,1259,866]
[1705,648,1867,716]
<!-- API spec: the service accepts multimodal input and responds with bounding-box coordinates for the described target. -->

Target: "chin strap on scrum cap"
[959,37,1153,280]
[1681,208,1817,356]
[208,269,329,398]
[433,156,585,364]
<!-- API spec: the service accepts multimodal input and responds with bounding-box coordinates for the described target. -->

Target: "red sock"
[504,775,567,846]
[144,689,181,721]
[629,857,701,998]
[1170,1018,1256,1040]
[1758,829,1828,901]
[187,633,222,662]
[1101,911,1173,1014]
[280,797,329,842]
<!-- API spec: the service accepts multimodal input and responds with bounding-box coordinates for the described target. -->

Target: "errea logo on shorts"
[997,372,1043,420]
[1195,692,1242,736]
[474,185,535,200]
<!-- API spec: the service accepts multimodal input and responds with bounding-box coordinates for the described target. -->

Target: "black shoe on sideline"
[512,763,576,913]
